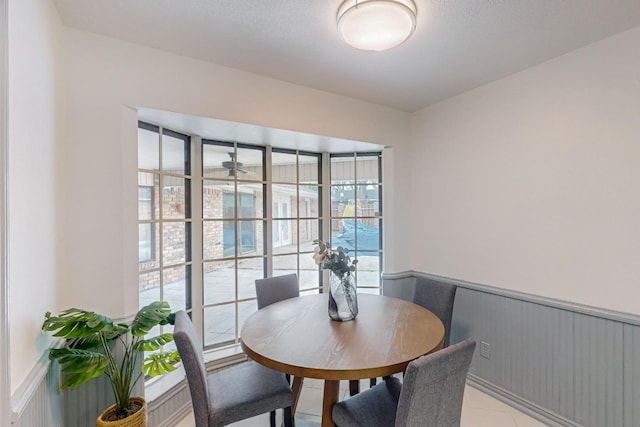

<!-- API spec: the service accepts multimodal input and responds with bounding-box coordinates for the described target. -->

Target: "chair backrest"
[395,338,476,427]
[255,273,300,310]
[173,310,210,427]
[413,277,457,347]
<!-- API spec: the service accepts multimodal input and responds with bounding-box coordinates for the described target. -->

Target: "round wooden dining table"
[240,293,445,427]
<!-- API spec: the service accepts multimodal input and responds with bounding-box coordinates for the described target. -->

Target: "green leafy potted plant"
[42,301,180,426]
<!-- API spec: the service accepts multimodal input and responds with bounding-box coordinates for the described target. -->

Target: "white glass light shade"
[337,0,417,52]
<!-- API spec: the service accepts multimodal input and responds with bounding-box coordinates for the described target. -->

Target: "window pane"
[238,301,257,333]
[163,223,187,266]
[139,223,159,271]
[355,253,381,289]
[204,304,236,348]
[356,184,380,216]
[163,176,189,219]
[331,218,344,238]
[138,224,153,262]
[299,260,320,292]
[204,260,236,305]
[272,185,297,219]
[203,180,231,219]
[238,220,262,256]
[273,254,298,280]
[138,186,153,220]
[272,151,297,183]
[299,219,319,250]
[237,257,264,300]
[356,156,380,182]
[203,220,231,260]
[139,271,161,308]
[299,186,319,218]
[273,220,295,254]
[354,219,381,251]
[203,143,235,179]
[331,157,355,184]
[222,190,236,221]
[162,132,187,174]
[331,185,355,209]
[236,147,263,182]
[236,185,263,218]
[138,127,159,171]
[162,265,188,311]
[299,154,320,185]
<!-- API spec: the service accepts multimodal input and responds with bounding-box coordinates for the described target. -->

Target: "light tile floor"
[174,378,548,427]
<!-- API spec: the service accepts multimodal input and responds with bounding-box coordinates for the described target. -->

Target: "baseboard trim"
[382,270,640,326]
[157,405,192,427]
[467,374,580,427]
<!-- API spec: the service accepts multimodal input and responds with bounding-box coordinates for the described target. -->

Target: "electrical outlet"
[480,341,490,359]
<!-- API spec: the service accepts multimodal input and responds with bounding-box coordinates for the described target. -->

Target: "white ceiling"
[53,0,640,113]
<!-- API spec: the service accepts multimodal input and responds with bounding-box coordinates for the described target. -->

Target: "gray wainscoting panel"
[63,374,122,426]
[453,288,625,427]
[147,381,192,427]
[15,355,149,427]
[13,367,62,427]
[623,324,640,427]
[382,271,640,427]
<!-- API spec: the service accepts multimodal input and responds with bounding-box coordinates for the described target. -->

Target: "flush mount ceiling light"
[337,0,417,52]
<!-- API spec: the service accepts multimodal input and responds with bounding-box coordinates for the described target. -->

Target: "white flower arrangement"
[312,239,358,277]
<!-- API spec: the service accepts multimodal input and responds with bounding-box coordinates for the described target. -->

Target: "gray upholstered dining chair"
[254,273,300,385]
[255,273,300,310]
[412,277,457,348]
[333,338,476,427]
[369,277,458,389]
[173,310,293,427]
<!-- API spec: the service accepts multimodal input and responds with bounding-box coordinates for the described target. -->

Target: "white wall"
[8,0,64,394]
[58,27,411,319]
[409,27,640,315]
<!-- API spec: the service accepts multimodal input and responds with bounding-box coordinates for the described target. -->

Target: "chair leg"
[270,410,276,427]
[349,379,360,396]
[369,377,377,388]
[283,406,292,427]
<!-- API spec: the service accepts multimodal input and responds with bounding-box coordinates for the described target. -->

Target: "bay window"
[138,121,383,351]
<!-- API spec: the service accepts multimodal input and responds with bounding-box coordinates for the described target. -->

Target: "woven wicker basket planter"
[96,397,147,427]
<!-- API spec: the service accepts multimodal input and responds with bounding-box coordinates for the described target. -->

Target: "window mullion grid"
[148,135,382,352]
